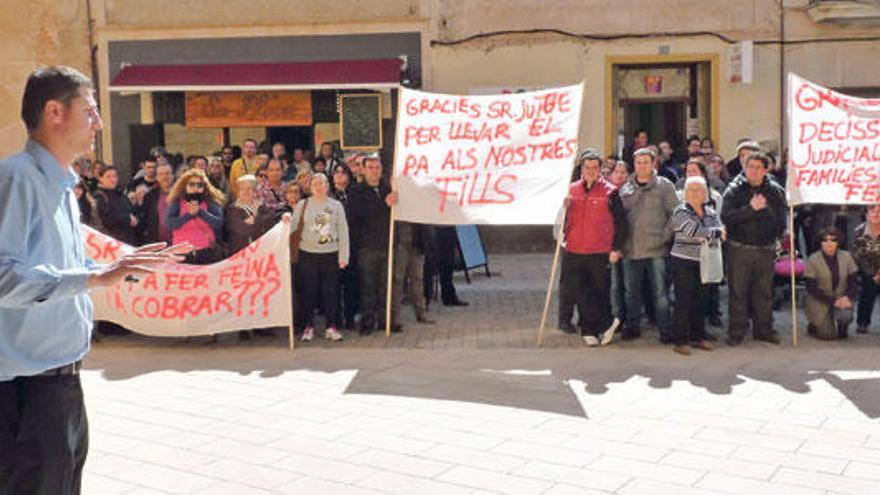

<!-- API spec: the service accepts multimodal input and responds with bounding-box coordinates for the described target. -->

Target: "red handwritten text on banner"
[787,74,880,205]
[83,222,292,337]
[394,84,584,225]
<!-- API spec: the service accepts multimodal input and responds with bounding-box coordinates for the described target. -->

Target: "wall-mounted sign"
[185,91,312,128]
[644,76,664,94]
[729,41,754,84]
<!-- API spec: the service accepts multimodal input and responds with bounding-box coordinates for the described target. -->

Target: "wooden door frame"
[605,53,719,156]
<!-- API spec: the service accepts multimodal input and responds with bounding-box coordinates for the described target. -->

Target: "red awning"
[109,59,402,92]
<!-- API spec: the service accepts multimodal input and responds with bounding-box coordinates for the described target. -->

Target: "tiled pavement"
[82,254,880,494]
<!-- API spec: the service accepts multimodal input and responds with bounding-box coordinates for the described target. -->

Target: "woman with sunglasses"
[805,226,859,340]
[165,169,226,265]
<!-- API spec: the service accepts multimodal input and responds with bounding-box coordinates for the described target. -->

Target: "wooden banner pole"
[286,220,296,351]
[384,88,403,339]
[385,206,397,338]
[538,208,567,347]
[790,205,798,347]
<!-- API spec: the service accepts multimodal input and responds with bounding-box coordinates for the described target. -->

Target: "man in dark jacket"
[348,153,398,335]
[721,151,787,345]
[561,149,628,346]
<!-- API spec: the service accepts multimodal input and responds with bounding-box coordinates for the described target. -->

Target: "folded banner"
[787,73,880,206]
[83,222,292,337]
[394,83,584,224]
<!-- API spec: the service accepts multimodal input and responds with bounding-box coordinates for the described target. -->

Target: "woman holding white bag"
[668,176,726,356]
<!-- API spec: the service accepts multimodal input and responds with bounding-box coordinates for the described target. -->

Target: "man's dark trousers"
[568,252,613,337]
[358,248,388,331]
[727,242,777,341]
[0,373,88,495]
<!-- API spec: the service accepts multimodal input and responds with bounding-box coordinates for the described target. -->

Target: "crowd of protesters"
[74,139,469,343]
[559,129,880,355]
[72,129,880,353]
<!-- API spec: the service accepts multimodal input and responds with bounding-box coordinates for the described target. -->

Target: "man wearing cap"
[561,149,627,346]
[727,139,761,179]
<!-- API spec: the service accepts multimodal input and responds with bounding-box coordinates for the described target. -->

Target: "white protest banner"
[83,221,292,336]
[394,83,584,224]
[787,73,880,205]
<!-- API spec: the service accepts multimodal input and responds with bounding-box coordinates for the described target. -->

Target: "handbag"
[289,198,308,263]
[700,238,724,284]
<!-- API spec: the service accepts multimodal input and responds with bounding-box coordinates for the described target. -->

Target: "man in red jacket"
[562,149,628,346]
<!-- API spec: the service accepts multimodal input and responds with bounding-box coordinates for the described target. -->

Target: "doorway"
[623,99,687,153]
[266,126,314,155]
[606,54,718,158]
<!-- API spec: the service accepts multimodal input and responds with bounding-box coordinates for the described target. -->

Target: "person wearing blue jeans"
[618,148,679,342]
[622,257,671,341]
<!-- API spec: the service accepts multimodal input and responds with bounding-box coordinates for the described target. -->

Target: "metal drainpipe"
[85,0,102,160]
[779,0,786,156]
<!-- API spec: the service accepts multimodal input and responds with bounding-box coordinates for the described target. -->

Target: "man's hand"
[835,296,853,310]
[339,260,349,269]
[129,214,139,227]
[87,242,191,289]
[187,201,200,216]
[609,250,622,264]
[280,212,292,224]
[244,216,255,225]
[750,193,767,211]
[385,191,398,207]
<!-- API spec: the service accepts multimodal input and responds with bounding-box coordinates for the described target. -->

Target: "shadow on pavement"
[85,334,880,419]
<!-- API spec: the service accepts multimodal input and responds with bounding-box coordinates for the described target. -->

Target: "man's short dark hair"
[687,135,701,145]
[633,147,656,160]
[21,66,92,132]
[747,151,771,169]
[634,129,648,138]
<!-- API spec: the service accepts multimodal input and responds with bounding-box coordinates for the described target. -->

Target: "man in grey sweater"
[618,148,679,342]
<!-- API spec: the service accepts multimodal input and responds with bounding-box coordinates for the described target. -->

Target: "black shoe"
[857,325,869,334]
[754,333,781,345]
[621,329,641,341]
[358,326,374,336]
[725,336,743,347]
[703,332,718,342]
[443,299,469,307]
[807,324,818,336]
[390,323,403,333]
[558,322,576,334]
[838,323,849,339]
[708,315,723,327]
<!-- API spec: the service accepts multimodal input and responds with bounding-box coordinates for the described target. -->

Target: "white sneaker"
[601,318,620,346]
[583,335,600,347]
[325,326,344,341]
[301,327,314,342]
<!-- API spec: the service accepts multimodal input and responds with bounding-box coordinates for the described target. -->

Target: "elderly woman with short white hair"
[667,176,726,355]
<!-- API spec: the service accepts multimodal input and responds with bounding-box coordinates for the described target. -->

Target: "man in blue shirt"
[0,66,188,495]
